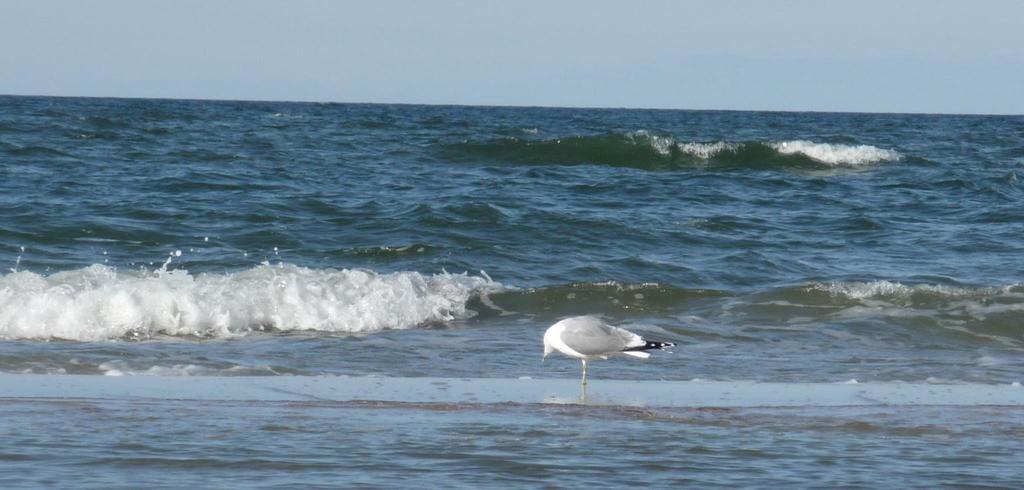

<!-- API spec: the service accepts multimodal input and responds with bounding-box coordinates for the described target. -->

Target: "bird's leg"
[581,359,588,386]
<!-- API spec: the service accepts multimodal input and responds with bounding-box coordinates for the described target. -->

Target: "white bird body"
[542,316,674,384]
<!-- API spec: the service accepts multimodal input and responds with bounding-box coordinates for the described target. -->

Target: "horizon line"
[2,92,1021,118]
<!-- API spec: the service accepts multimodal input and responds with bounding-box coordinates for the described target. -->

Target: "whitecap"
[812,280,973,300]
[676,141,741,159]
[771,140,900,165]
[0,264,503,341]
[625,130,678,155]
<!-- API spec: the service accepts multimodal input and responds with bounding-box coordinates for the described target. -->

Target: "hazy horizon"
[4,92,1021,117]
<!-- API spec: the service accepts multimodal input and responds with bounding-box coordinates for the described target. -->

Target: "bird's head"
[542,332,554,361]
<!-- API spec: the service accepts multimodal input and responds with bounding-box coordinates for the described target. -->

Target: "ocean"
[1,95,1022,487]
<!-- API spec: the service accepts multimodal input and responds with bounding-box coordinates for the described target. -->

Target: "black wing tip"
[624,340,675,352]
[650,340,675,349]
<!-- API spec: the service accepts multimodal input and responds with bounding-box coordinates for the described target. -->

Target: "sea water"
[1,96,1023,487]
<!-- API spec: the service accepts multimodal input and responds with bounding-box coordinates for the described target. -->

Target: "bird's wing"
[559,317,643,356]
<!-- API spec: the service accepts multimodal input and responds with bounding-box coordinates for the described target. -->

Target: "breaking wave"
[0,264,503,341]
[769,140,900,166]
[4,266,1020,347]
[444,131,901,169]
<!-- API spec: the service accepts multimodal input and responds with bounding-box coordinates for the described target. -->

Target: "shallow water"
[2,375,1023,488]
[2,396,1022,488]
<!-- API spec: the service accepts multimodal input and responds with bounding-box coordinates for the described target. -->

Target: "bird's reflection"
[541,382,589,405]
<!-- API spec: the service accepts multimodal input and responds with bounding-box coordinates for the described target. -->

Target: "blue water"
[1,95,1023,487]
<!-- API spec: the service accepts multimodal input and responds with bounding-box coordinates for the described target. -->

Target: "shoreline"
[2,374,1022,408]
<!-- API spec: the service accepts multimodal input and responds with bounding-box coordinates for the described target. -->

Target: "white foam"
[626,130,678,155]
[676,141,741,159]
[771,140,900,165]
[0,264,502,341]
[627,131,740,158]
[99,361,210,376]
[976,356,1007,367]
[96,360,280,376]
[626,132,897,164]
[813,280,975,300]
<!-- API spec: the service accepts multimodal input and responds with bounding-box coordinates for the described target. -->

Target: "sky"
[1,0,1022,114]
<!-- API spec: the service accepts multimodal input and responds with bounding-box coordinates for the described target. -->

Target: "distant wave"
[809,280,987,301]
[486,281,730,315]
[0,264,502,341]
[743,280,1024,344]
[443,131,901,169]
[796,280,1024,315]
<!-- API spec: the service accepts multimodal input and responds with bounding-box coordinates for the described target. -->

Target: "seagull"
[542,316,675,385]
